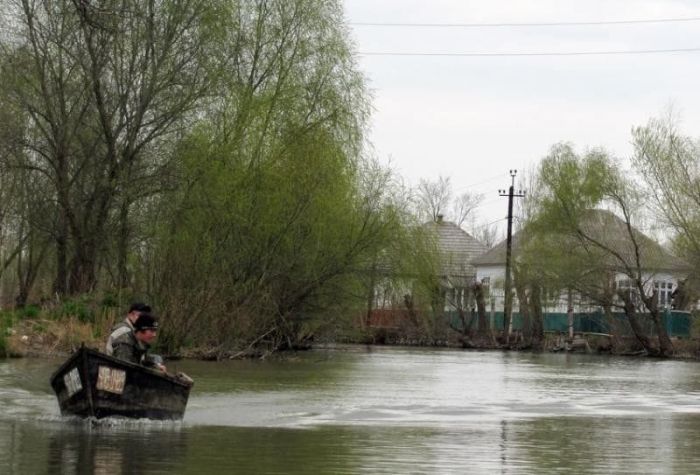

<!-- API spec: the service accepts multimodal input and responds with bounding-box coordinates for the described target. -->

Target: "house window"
[617,278,640,306]
[654,281,674,308]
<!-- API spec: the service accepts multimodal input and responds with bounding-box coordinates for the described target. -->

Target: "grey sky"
[343,0,700,231]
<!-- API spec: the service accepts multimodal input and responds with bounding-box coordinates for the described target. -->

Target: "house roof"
[470,232,521,267]
[470,209,690,273]
[425,217,488,278]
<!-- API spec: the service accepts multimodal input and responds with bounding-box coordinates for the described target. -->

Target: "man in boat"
[105,302,151,355]
[111,312,167,372]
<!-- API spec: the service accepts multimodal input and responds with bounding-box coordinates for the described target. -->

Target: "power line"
[473,216,507,228]
[476,196,505,207]
[350,17,700,28]
[358,47,700,57]
[456,173,504,191]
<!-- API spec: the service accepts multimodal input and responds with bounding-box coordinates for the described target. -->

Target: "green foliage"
[100,293,120,308]
[0,0,436,354]
[0,310,15,358]
[143,0,428,353]
[524,140,677,355]
[632,116,700,273]
[0,0,219,296]
[531,143,617,234]
[1,309,16,331]
[56,298,94,324]
[19,305,40,319]
[522,143,631,305]
[0,310,14,327]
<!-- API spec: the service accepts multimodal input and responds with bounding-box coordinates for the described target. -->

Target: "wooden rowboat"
[50,346,193,420]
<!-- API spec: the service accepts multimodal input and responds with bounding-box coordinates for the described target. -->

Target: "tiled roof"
[425,218,488,278]
[470,232,520,266]
[470,209,689,273]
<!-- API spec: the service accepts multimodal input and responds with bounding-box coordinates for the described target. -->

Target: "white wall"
[475,265,683,314]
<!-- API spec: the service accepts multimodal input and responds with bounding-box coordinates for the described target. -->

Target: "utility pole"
[499,170,525,339]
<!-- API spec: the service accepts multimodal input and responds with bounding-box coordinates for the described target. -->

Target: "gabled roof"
[470,209,689,273]
[425,218,488,277]
[470,231,521,267]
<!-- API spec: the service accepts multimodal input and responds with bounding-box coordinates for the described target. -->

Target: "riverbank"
[3,315,700,361]
[1,318,99,358]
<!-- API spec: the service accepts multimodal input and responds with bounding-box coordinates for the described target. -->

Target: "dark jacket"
[112,330,150,366]
[105,319,134,356]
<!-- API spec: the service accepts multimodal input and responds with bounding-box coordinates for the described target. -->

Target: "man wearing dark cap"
[112,312,166,371]
[105,302,151,356]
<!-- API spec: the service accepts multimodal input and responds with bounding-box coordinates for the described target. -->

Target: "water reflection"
[0,419,187,475]
[504,415,700,475]
[47,422,187,475]
[3,411,700,474]
[2,347,700,473]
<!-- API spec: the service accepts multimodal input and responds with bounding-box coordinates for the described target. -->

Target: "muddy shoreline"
[5,317,700,362]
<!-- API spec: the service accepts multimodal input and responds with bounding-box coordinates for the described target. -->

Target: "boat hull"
[50,347,192,420]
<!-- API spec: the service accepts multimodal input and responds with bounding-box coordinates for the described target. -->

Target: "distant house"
[471,209,691,315]
[426,215,488,311]
[372,215,487,312]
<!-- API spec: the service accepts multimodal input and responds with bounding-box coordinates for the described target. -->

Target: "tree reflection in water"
[45,420,187,475]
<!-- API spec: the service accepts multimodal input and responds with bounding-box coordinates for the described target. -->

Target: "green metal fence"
[447,310,694,337]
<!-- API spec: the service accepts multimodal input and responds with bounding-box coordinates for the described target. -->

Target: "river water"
[2,345,700,474]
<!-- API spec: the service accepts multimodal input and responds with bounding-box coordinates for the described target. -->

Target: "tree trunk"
[644,291,673,357]
[404,294,419,327]
[567,289,574,339]
[54,212,68,295]
[365,262,377,329]
[602,302,622,347]
[515,281,531,341]
[473,282,488,335]
[54,156,70,296]
[69,242,98,294]
[15,229,50,308]
[618,290,656,355]
[117,198,131,289]
[530,284,544,350]
[15,232,25,307]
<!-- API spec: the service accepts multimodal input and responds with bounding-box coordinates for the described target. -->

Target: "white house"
[373,215,487,311]
[471,209,691,314]
[427,215,488,311]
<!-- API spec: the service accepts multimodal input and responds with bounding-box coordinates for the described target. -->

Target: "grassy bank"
[2,299,700,361]
[0,297,119,358]
[0,311,10,357]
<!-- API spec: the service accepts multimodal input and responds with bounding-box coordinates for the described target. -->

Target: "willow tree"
[633,116,700,300]
[148,0,419,355]
[526,143,676,356]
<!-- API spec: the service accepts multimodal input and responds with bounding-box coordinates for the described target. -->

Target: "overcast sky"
[343,0,700,233]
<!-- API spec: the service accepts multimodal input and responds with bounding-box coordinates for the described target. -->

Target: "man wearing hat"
[112,312,166,371]
[105,302,151,356]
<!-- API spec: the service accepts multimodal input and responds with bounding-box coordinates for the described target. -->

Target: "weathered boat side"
[50,347,192,420]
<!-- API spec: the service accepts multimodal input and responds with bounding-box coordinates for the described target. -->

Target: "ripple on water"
[3,350,700,474]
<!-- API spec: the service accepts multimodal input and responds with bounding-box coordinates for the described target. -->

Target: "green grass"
[19,304,40,319]
[55,298,94,323]
[0,311,11,358]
